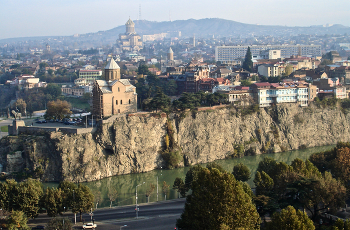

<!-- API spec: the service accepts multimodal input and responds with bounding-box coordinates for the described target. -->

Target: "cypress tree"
[242,46,253,72]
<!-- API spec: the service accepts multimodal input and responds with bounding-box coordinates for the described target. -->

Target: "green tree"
[149,88,171,112]
[44,84,61,99]
[14,179,43,219]
[267,206,315,230]
[7,211,29,230]
[41,187,64,217]
[14,99,26,116]
[232,163,251,182]
[137,64,151,76]
[242,46,253,72]
[46,217,73,230]
[173,177,186,198]
[44,99,72,120]
[254,171,274,196]
[184,164,204,192]
[240,79,252,86]
[176,168,260,230]
[57,181,78,211]
[71,184,94,222]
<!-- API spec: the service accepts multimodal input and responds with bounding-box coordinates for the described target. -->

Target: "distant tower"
[167,47,174,61]
[193,34,196,47]
[104,58,120,81]
[125,18,135,35]
[139,4,141,21]
[46,43,51,53]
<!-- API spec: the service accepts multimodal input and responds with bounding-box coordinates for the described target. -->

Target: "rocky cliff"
[1,104,349,182]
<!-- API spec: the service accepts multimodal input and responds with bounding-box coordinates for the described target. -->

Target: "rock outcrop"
[0,104,349,182]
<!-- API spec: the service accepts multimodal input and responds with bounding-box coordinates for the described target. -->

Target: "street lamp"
[135,182,145,219]
[120,225,127,230]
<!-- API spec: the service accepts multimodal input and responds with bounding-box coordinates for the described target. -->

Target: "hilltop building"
[117,18,143,52]
[92,58,137,118]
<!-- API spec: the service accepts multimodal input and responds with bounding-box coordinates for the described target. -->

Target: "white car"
[83,223,97,229]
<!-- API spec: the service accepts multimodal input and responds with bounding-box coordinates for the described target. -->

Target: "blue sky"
[1,0,349,39]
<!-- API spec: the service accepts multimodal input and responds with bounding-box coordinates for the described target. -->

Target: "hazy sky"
[1,0,349,39]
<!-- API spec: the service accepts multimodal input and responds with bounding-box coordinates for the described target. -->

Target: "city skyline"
[1,0,350,40]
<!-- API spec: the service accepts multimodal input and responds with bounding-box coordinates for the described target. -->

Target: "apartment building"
[251,82,315,107]
[215,45,321,64]
[78,69,103,84]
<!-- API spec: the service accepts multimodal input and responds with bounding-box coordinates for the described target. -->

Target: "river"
[71,145,334,209]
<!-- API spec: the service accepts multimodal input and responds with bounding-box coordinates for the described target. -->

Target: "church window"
[121,100,123,105]
[118,87,120,92]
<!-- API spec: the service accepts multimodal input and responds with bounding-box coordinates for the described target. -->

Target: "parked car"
[35,120,42,124]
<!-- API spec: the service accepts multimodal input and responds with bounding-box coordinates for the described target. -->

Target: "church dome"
[125,18,135,26]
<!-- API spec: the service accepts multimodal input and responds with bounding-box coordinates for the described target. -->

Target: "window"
[118,87,120,92]
[116,100,118,105]
[121,100,123,105]
[129,99,131,104]
[118,109,120,113]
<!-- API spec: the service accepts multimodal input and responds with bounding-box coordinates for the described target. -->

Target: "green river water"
[52,145,336,208]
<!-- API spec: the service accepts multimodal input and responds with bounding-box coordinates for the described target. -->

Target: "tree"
[242,47,253,72]
[72,184,94,222]
[284,65,293,77]
[240,79,252,86]
[267,206,315,230]
[57,181,78,212]
[7,211,29,230]
[149,88,171,112]
[14,179,43,219]
[15,99,26,116]
[46,217,73,230]
[108,188,118,208]
[145,184,155,202]
[44,99,72,120]
[162,181,170,201]
[137,64,151,76]
[173,177,186,198]
[176,168,260,230]
[41,187,64,217]
[232,163,251,182]
[44,84,61,99]
[254,171,274,196]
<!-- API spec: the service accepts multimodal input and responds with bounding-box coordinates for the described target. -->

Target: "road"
[28,198,186,230]
[0,118,12,139]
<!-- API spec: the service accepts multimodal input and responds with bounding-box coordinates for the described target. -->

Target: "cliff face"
[0,104,349,182]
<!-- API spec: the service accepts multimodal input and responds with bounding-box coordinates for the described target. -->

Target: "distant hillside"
[1,18,350,44]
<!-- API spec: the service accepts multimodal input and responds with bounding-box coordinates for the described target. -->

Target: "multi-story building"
[258,64,284,77]
[78,69,103,84]
[251,82,315,107]
[61,85,85,97]
[215,45,321,64]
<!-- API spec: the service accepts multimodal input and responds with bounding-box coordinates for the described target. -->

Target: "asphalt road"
[28,199,186,230]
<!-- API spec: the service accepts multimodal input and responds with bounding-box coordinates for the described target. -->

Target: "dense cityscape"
[1,12,350,230]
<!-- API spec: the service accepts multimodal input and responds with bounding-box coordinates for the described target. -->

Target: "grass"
[64,97,90,111]
[1,126,8,132]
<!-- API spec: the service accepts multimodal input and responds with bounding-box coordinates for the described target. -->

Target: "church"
[92,58,137,118]
[117,18,143,52]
